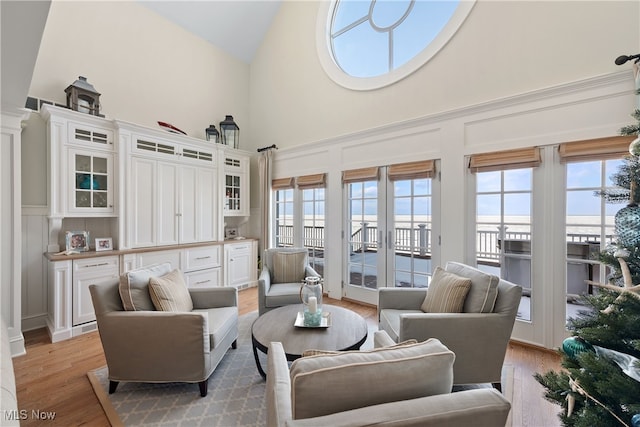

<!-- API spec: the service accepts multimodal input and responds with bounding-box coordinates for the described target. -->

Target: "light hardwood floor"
[13,287,562,426]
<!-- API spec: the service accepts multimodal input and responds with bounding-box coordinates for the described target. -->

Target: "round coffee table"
[251,304,368,379]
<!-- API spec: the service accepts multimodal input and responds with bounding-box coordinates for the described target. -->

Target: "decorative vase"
[562,336,594,359]
[615,203,640,248]
[300,276,322,326]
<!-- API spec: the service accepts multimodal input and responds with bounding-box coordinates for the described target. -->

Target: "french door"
[343,162,439,305]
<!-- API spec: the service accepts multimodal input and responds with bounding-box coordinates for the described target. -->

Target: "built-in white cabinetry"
[119,123,220,249]
[42,108,256,343]
[222,151,250,217]
[183,245,222,288]
[42,105,117,219]
[72,256,119,326]
[47,255,119,342]
[224,240,257,289]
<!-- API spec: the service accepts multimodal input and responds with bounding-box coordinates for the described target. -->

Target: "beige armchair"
[89,263,238,397]
[258,248,320,315]
[378,262,522,390]
[266,330,511,427]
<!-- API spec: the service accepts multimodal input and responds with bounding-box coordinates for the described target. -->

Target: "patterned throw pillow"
[421,267,472,313]
[148,269,193,312]
[272,251,307,284]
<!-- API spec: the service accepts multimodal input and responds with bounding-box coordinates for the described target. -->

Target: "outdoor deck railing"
[275,225,611,260]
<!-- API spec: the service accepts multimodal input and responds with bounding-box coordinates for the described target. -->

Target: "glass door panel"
[346,181,379,290]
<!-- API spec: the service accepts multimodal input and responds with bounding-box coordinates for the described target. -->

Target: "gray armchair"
[258,248,320,315]
[378,262,522,390]
[89,264,238,397]
[266,330,511,427]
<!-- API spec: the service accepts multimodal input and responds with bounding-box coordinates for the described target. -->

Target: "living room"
[1,0,639,426]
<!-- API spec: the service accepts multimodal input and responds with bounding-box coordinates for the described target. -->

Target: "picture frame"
[65,231,90,253]
[225,227,238,239]
[95,237,113,252]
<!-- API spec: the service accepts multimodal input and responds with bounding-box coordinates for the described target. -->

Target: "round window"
[317,0,476,90]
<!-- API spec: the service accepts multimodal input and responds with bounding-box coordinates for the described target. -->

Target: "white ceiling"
[138,0,282,64]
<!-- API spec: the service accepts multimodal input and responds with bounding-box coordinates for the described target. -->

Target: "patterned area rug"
[88,311,512,426]
[88,311,269,427]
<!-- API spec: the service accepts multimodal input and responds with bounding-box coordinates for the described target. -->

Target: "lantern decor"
[299,276,323,327]
[219,115,239,148]
[205,124,219,143]
[64,76,101,116]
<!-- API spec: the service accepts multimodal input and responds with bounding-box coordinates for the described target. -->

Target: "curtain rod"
[257,144,277,153]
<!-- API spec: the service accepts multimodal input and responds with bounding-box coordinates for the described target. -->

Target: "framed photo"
[95,237,113,252]
[225,227,238,239]
[65,231,90,253]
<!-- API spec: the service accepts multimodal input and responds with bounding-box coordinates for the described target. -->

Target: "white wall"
[29,0,249,141]
[249,1,639,151]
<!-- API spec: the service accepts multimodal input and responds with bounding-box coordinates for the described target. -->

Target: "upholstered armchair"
[258,248,320,315]
[378,262,522,390]
[89,262,238,397]
[266,330,511,427]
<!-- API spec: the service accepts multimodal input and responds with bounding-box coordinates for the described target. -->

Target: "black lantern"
[219,115,239,148]
[205,124,220,143]
[64,76,101,116]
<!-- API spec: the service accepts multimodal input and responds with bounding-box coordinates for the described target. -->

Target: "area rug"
[88,311,512,426]
[88,311,268,427]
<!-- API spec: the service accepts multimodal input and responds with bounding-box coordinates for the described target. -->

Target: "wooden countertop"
[44,238,258,262]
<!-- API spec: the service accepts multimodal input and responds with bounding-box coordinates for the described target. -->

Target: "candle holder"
[300,276,323,326]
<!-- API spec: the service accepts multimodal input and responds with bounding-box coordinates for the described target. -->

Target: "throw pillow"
[119,262,173,311]
[289,338,454,419]
[445,261,500,313]
[421,266,471,313]
[272,251,307,284]
[148,269,193,312]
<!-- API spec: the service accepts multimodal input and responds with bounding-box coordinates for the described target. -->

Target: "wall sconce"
[220,115,239,149]
[64,76,101,116]
[205,124,220,143]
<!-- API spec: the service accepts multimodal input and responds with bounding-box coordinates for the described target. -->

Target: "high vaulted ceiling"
[138,0,282,64]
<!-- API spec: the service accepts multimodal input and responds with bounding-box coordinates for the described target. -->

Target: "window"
[271,175,327,268]
[559,136,631,323]
[470,147,541,322]
[272,178,295,248]
[299,174,327,275]
[317,0,476,90]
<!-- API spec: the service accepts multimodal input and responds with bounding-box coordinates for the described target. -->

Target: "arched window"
[317,0,476,90]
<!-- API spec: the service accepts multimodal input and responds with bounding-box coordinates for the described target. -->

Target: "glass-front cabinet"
[223,152,249,216]
[69,149,113,212]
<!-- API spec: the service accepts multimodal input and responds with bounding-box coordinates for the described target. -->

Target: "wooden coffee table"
[251,304,368,379]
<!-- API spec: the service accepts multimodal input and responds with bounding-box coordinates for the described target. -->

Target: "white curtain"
[258,149,273,256]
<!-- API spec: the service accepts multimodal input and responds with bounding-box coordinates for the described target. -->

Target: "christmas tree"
[535,60,640,426]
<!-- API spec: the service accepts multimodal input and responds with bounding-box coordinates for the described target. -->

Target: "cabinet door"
[225,243,252,287]
[180,165,198,244]
[223,154,249,217]
[72,257,119,326]
[130,156,156,247]
[157,161,180,246]
[196,167,217,242]
[68,148,114,215]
